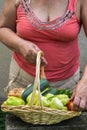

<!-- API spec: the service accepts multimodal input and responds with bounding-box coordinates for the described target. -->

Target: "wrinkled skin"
[0,0,87,111]
[71,66,87,111]
[73,81,87,111]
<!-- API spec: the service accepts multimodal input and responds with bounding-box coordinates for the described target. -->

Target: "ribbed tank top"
[14,0,81,82]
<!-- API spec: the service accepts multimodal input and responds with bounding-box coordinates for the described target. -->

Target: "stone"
[6,112,87,130]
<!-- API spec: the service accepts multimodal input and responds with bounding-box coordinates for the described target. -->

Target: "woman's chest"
[16,0,81,41]
[31,0,70,22]
[16,12,80,42]
[29,0,69,22]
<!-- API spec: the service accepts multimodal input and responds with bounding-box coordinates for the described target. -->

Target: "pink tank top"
[14,0,81,82]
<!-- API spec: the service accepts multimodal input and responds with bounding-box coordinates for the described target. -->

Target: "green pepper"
[5,96,25,106]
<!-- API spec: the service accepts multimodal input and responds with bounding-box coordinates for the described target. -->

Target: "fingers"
[72,96,87,111]
[70,82,87,111]
[26,50,36,64]
[26,50,47,65]
[21,41,47,65]
[70,91,75,101]
[41,57,48,66]
[73,96,80,111]
[80,99,86,110]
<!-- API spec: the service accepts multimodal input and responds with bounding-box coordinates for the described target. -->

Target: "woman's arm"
[81,0,87,36]
[0,0,46,65]
[73,66,87,111]
[0,0,20,50]
[72,0,87,111]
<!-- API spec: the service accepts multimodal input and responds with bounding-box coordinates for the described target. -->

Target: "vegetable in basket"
[45,93,54,99]
[35,96,50,107]
[25,86,71,109]
[50,97,65,110]
[4,96,25,106]
[46,93,70,110]
[22,78,49,101]
[26,90,39,105]
[56,94,70,105]
[67,100,74,111]
[26,90,50,107]
[42,88,73,98]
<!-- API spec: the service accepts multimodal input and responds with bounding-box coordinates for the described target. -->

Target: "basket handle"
[30,51,45,109]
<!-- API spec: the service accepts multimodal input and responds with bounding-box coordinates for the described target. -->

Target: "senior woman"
[0,0,87,111]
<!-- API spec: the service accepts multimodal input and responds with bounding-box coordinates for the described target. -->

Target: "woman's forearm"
[0,27,24,52]
[0,27,46,65]
[80,65,87,82]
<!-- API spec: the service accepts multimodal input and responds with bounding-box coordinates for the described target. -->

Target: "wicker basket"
[1,51,81,125]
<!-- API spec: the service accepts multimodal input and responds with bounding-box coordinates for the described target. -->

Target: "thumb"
[70,91,76,101]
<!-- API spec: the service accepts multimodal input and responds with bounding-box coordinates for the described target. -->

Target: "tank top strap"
[21,0,29,4]
[68,0,79,12]
[21,0,31,12]
[28,0,31,4]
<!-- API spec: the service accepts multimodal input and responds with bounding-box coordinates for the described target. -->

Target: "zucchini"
[42,88,72,98]
[42,88,58,96]
[22,78,49,101]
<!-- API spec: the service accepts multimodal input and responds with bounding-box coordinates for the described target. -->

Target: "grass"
[0,106,6,130]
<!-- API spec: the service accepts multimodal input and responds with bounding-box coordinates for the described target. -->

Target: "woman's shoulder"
[0,0,20,30]
[80,0,87,7]
[3,0,21,8]
[80,0,87,14]
[76,0,87,21]
[15,0,21,8]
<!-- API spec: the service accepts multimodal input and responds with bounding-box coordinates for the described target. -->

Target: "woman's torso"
[14,0,81,82]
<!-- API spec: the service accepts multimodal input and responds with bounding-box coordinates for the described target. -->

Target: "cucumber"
[22,78,49,101]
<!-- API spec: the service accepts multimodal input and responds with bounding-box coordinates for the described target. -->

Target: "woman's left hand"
[71,79,87,111]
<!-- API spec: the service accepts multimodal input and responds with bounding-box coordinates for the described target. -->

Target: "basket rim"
[1,103,81,115]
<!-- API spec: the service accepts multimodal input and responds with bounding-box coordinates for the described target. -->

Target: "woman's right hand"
[0,0,47,66]
[18,40,47,66]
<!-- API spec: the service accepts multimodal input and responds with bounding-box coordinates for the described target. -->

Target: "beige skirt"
[5,56,80,93]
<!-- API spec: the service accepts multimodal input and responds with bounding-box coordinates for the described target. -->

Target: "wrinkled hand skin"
[19,41,47,66]
[72,79,87,111]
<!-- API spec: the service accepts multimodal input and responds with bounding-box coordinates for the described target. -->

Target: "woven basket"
[1,51,81,125]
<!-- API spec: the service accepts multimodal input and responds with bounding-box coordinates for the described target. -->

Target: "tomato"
[67,100,74,111]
